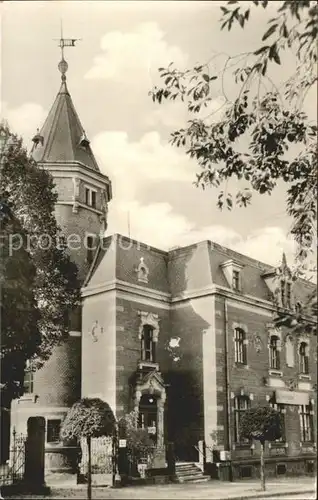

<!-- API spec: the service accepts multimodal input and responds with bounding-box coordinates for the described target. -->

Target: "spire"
[31,28,100,172]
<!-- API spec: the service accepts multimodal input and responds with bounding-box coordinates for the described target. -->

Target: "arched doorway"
[138,394,158,446]
[134,371,166,468]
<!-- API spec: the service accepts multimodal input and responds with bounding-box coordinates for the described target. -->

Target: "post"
[87,437,92,500]
[24,417,46,491]
[112,431,118,488]
[260,440,265,491]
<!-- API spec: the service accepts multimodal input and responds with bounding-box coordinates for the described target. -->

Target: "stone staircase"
[175,462,210,483]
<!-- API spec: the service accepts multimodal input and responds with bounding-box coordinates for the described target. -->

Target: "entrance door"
[138,394,157,445]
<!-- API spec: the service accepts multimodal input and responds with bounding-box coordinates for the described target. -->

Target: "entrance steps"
[175,462,209,483]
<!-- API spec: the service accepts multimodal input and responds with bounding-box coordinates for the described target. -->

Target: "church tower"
[10,38,111,473]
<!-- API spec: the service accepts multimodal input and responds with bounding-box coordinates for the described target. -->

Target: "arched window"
[269,336,280,370]
[299,342,309,374]
[141,325,156,362]
[234,396,250,443]
[234,328,247,364]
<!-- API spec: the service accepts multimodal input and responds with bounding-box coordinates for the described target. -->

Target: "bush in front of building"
[60,398,116,500]
[118,410,155,481]
[240,406,282,491]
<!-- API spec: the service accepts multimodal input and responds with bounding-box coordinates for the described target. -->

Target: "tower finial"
[54,21,81,81]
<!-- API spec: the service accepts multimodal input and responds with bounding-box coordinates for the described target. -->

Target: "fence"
[80,436,113,475]
[0,429,26,487]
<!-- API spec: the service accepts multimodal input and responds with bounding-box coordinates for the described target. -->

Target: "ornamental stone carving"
[90,320,103,342]
[135,257,149,283]
[253,335,262,353]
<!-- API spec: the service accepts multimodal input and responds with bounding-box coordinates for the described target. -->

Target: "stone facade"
[80,236,316,477]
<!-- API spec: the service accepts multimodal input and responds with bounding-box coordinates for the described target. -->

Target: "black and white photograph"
[0,1,317,499]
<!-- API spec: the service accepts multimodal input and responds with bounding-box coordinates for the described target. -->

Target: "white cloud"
[92,130,197,203]
[85,22,188,86]
[1,102,47,147]
[92,128,297,269]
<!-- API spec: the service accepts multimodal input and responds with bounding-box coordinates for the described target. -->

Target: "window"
[141,325,156,362]
[85,186,97,208]
[234,396,250,443]
[234,328,247,364]
[295,302,302,314]
[47,419,61,443]
[240,465,253,478]
[232,270,240,290]
[299,342,309,374]
[286,283,292,308]
[280,280,293,308]
[85,187,90,206]
[86,236,95,265]
[280,280,285,307]
[269,336,280,370]
[23,361,34,394]
[91,190,96,209]
[276,463,287,475]
[299,404,313,442]
[270,402,285,442]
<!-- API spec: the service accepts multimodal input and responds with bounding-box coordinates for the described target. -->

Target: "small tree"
[239,406,282,491]
[60,398,116,500]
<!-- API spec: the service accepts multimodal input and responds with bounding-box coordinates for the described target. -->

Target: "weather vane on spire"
[54,20,81,81]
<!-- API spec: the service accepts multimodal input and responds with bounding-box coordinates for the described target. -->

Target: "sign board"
[275,389,309,406]
[220,450,231,461]
[119,439,126,448]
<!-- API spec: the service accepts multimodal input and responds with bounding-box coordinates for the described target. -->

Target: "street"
[4,477,316,500]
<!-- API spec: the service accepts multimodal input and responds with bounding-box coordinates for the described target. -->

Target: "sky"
[1,0,316,270]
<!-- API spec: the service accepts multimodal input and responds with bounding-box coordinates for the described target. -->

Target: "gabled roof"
[31,80,100,172]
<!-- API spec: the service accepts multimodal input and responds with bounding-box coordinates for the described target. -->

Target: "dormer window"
[280,280,293,309]
[79,131,90,148]
[85,186,97,209]
[233,270,240,290]
[286,282,292,308]
[221,259,243,292]
[32,128,44,149]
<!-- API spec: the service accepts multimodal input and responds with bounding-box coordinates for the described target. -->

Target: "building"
[10,48,317,480]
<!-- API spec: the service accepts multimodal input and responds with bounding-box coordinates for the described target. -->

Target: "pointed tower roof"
[31,52,100,172]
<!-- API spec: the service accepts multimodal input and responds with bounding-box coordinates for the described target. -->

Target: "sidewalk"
[3,476,316,499]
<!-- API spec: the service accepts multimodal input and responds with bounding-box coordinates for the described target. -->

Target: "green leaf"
[262,23,278,41]
[202,74,210,82]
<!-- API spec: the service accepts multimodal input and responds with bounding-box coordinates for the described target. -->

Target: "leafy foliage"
[0,123,80,398]
[239,406,282,444]
[118,410,154,460]
[0,192,40,399]
[150,1,317,269]
[60,398,116,441]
